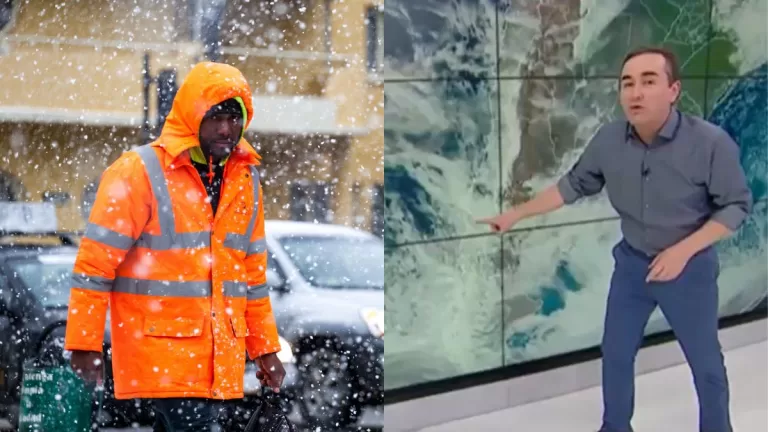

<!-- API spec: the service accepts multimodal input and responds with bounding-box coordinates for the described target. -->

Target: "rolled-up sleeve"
[557,126,607,204]
[708,130,752,230]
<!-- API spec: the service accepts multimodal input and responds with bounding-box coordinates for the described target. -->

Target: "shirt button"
[212,391,218,396]
[211,312,216,318]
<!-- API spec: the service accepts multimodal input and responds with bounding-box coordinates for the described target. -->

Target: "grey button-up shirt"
[557,108,753,257]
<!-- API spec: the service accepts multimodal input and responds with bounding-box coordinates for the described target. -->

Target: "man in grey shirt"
[478,47,751,432]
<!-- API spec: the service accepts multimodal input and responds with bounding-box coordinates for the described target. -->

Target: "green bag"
[17,362,96,432]
[16,320,103,432]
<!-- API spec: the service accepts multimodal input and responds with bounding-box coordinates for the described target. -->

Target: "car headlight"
[276,335,295,363]
[360,307,384,338]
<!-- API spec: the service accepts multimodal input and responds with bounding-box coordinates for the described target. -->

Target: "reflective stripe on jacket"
[64,62,280,400]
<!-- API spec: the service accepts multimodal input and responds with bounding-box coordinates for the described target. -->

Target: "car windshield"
[278,235,384,290]
[7,254,76,308]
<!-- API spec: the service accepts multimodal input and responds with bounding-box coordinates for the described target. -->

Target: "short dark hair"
[621,47,680,84]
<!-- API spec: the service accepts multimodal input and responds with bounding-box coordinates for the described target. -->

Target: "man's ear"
[670,80,681,104]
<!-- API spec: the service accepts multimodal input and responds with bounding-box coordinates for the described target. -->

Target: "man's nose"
[216,120,232,136]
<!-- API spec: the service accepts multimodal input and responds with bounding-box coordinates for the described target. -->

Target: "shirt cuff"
[556,175,581,205]
[711,204,748,231]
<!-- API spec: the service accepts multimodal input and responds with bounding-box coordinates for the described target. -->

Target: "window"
[350,182,365,228]
[370,183,383,238]
[0,1,17,35]
[267,249,283,277]
[265,248,287,288]
[365,5,383,74]
[7,254,76,308]
[196,0,226,61]
[0,273,10,313]
[81,178,100,220]
[0,170,25,202]
[290,180,333,223]
[278,235,384,290]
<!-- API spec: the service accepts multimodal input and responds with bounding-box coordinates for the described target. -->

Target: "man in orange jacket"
[64,62,285,431]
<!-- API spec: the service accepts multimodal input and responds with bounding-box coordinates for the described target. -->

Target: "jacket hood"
[157,62,259,164]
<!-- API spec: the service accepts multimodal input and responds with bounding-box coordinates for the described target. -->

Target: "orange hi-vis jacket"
[63,62,280,400]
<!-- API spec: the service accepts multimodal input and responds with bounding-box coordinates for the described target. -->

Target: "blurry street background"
[0,0,384,431]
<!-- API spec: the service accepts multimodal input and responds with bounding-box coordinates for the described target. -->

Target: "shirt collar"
[625,108,681,145]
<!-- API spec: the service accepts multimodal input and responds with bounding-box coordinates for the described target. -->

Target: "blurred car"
[248,220,384,429]
[0,204,383,430]
[0,202,153,429]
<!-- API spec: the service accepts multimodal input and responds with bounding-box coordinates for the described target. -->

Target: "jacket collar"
[625,107,681,146]
[152,138,260,171]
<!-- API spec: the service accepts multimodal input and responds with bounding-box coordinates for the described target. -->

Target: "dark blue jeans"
[600,239,731,432]
[151,398,223,432]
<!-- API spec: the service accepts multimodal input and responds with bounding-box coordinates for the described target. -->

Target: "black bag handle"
[243,387,298,432]
[34,319,68,357]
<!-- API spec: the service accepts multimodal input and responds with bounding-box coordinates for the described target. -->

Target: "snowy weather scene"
[0,1,383,431]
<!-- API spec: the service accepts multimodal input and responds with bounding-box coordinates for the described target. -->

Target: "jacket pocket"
[230,316,249,338]
[143,317,204,338]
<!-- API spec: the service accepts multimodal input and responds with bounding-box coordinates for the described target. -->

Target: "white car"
[239,220,384,429]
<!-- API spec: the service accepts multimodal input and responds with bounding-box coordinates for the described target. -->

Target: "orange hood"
[158,62,259,163]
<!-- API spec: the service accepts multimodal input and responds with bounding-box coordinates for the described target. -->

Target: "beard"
[201,138,237,160]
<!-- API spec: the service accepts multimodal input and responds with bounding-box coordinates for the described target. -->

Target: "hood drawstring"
[207,155,215,184]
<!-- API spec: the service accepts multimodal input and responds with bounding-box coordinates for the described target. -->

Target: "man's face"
[619,53,680,129]
[198,113,243,160]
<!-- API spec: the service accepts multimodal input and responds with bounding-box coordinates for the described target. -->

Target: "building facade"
[0,0,383,234]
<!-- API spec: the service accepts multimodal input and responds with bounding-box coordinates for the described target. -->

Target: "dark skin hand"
[198,113,243,162]
[70,350,105,384]
[255,352,286,393]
